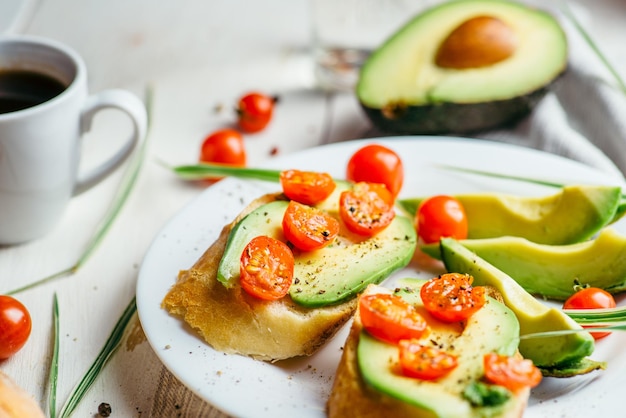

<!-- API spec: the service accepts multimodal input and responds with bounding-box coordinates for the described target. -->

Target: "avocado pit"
[435,15,518,69]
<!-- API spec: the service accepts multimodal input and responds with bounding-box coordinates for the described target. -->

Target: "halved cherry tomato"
[0,295,32,359]
[240,235,294,300]
[420,273,485,323]
[398,339,458,380]
[279,169,336,205]
[339,182,395,237]
[346,144,404,198]
[199,128,246,166]
[416,195,468,244]
[484,353,542,392]
[236,92,276,133]
[563,287,616,340]
[282,201,339,251]
[359,293,430,344]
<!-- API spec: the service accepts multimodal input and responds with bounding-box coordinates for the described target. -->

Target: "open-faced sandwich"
[162,170,417,361]
[327,275,542,418]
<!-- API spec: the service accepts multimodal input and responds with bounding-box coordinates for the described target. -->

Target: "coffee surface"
[0,69,66,114]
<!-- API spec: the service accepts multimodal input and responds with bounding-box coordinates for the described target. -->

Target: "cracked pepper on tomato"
[359,274,542,390]
[237,167,398,300]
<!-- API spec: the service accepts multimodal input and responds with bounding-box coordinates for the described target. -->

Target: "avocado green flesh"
[423,228,626,300]
[401,185,621,245]
[439,238,595,368]
[358,279,520,418]
[217,200,417,308]
[357,0,567,108]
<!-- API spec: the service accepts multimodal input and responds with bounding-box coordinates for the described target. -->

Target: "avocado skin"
[360,84,551,135]
[439,238,595,369]
[539,357,606,378]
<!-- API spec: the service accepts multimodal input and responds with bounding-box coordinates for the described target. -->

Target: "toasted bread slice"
[327,284,530,418]
[162,193,357,361]
[0,371,45,418]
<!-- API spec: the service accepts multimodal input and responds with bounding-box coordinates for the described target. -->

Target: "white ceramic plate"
[137,137,626,418]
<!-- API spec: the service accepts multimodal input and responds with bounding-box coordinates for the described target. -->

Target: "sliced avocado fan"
[439,238,595,370]
[400,185,621,245]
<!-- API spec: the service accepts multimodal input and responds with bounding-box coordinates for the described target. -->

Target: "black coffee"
[0,69,66,114]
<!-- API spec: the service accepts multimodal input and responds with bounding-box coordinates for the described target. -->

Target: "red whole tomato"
[282,201,339,251]
[339,182,395,237]
[279,169,336,205]
[199,129,247,167]
[398,339,458,380]
[420,273,485,323]
[483,353,543,392]
[239,235,294,300]
[359,293,430,344]
[236,92,276,133]
[346,144,404,198]
[416,195,468,244]
[0,295,32,359]
[563,287,616,340]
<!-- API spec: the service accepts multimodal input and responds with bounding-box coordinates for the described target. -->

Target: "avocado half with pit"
[357,0,568,134]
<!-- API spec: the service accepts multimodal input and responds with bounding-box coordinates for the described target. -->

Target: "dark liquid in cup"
[0,69,66,114]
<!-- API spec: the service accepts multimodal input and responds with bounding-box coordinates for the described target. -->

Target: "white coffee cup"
[0,35,147,245]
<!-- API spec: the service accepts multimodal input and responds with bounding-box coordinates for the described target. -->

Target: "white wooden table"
[1,0,625,416]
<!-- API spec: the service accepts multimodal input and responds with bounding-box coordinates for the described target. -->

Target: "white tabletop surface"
[1,0,626,417]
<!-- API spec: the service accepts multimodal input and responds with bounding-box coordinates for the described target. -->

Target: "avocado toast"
[327,278,537,418]
[162,184,417,361]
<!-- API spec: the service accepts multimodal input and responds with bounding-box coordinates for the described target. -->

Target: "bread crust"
[162,193,357,361]
[327,285,530,418]
[0,371,45,418]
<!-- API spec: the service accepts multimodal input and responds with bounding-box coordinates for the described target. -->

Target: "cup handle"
[73,89,148,195]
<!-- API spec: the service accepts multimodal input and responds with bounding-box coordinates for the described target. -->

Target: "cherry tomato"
[199,128,247,167]
[420,273,485,323]
[0,295,32,359]
[346,144,404,198]
[359,293,429,344]
[279,169,336,205]
[240,235,294,300]
[339,182,395,237]
[236,92,276,133]
[563,287,616,340]
[282,201,339,251]
[398,339,458,380]
[483,353,542,392]
[417,195,468,244]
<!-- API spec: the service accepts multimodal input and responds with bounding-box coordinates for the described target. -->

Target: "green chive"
[57,297,137,418]
[169,162,282,182]
[48,293,60,418]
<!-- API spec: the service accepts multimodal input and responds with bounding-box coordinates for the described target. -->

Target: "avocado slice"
[422,228,626,300]
[358,279,523,417]
[357,0,567,134]
[401,185,621,245]
[439,238,595,368]
[217,199,417,308]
